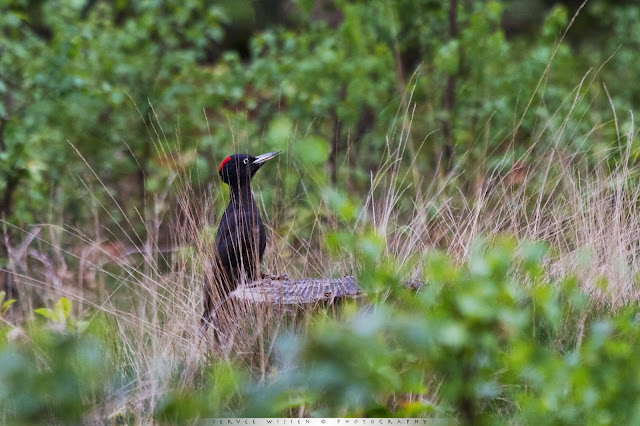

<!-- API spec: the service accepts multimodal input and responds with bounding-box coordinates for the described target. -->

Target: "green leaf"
[435,40,460,75]
[2,299,16,316]
[34,297,73,324]
[323,188,357,221]
[267,116,294,149]
[56,297,73,321]
[74,320,90,333]
[34,307,58,322]
[293,135,329,166]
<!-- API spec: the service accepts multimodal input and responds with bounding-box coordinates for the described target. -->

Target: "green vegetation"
[3,0,640,422]
[4,242,640,422]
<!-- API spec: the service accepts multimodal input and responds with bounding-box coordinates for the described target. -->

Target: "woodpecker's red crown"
[218,156,232,173]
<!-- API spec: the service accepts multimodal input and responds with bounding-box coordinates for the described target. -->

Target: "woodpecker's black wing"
[214,202,265,286]
[201,203,267,333]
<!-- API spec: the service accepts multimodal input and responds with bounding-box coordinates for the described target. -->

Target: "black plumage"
[200,151,280,336]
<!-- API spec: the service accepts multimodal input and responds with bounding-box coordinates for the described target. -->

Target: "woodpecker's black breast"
[213,198,266,292]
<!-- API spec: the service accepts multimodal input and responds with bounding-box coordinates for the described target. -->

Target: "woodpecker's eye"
[243,158,248,165]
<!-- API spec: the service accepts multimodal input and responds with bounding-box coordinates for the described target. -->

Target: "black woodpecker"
[200,151,280,336]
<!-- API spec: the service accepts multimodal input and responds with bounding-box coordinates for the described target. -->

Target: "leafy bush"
[3,0,639,226]
[4,237,640,422]
[0,300,112,423]
[238,239,640,421]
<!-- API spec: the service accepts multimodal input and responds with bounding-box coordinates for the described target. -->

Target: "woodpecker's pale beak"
[253,151,281,165]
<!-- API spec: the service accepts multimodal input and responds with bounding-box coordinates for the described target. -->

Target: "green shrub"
[0,328,112,423]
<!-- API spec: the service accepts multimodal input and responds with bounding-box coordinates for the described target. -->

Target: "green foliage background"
[3,0,639,225]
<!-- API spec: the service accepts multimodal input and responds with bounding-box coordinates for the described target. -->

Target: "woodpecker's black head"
[218,152,280,186]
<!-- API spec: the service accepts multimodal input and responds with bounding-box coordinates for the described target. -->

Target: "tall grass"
[3,70,640,420]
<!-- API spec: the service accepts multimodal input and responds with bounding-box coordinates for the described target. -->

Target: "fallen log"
[230,276,362,305]
[230,276,423,305]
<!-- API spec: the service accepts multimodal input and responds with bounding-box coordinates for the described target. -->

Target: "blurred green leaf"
[293,135,329,166]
